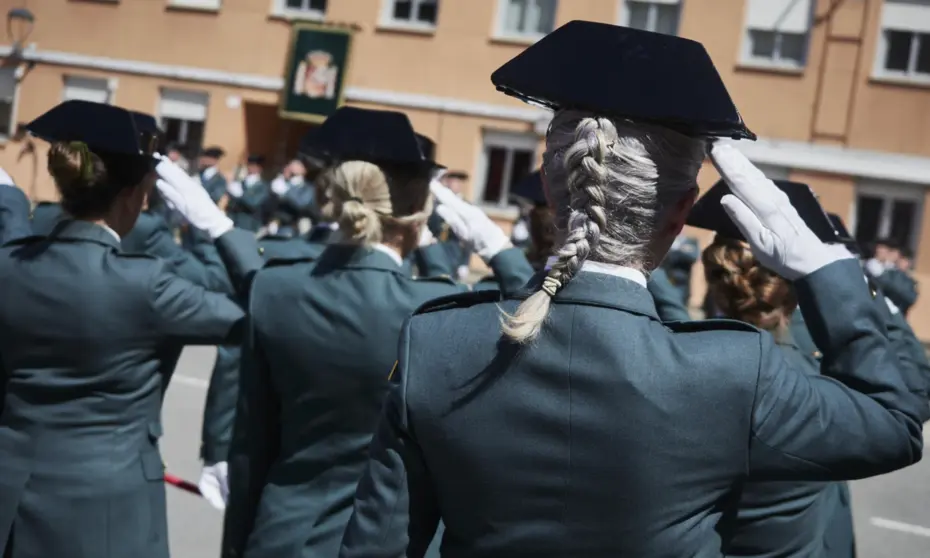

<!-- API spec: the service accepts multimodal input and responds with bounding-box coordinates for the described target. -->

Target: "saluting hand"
[155,155,234,239]
[430,180,511,263]
[711,144,853,280]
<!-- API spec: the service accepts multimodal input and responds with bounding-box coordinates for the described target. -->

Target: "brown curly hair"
[702,235,797,333]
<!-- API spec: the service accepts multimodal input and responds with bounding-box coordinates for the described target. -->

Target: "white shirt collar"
[544,256,647,287]
[202,166,218,180]
[99,223,121,243]
[373,243,403,267]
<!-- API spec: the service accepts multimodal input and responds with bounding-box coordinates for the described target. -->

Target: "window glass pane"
[916,33,930,74]
[885,30,913,72]
[393,0,412,20]
[504,0,527,33]
[626,1,650,30]
[483,147,508,204]
[749,29,776,59]
[855,195,884,245]
[654,3,680,35]
[417,0,438,23]
[0,100,12,136]
[534,0,556,34]
[286,0,304,9]
[890,199,917,250]
[507,150,534,196]
[778,32,806,64]
[309,0,327,11]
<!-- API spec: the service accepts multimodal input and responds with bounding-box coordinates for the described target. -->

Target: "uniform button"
[258,247,265,255]
[813,351,823,359]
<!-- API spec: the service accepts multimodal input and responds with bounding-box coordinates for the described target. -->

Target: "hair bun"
[48,141,94,188]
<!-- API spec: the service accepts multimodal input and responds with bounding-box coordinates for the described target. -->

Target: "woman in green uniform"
[221,106,534,558]
[0,100,263,558]
[339,22,926,557]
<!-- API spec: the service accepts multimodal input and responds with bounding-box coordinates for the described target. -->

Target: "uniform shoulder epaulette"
[414,289,502,315]
[263,256,316,269]
[666,318,760,334]
[1,234,44,247]
[412,274,458,285]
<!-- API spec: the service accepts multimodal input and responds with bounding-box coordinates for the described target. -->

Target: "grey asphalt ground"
[162,347,930,557]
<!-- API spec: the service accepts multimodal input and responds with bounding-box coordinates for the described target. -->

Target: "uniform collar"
[517,269,659,322]
[544,257,647,287]
[316,244,406,275]
[47,219,121,250]
[372,243,403,267]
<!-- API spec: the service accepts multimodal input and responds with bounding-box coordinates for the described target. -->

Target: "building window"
[62,76,113,104]
[277,0,327,19]
[741,0,812,69]
[478,131,537,207]
[752,163,791,181]
[0,67,16,139]
[159,89,209,164]
[621,0,681,36]
[875,1,930,82]
[495,0,557,39]
[854,183,924,256]
[383,0,439,27]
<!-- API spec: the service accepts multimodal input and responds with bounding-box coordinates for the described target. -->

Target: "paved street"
[163,347,930,557]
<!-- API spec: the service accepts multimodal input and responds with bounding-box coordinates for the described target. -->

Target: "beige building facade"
[2,0,930,336]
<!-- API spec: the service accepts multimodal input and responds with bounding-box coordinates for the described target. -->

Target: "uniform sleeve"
[222,318,281,558]
[201,345,242,464]
[414,243,456,278]
[648,267,691,322]
[486,247,535,297]
[748,259,926,481]
[884,299,930,406]
[141,218,233,294]
[339,320,440,558]
[213,228,266,299]
[875,270,918,313]
[0,185,33,244]
[149,261,247,346]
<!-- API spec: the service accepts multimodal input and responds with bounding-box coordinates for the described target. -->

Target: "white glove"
[198,462,228,511]
[227,181,244,198]
[270,176,290,196]
[511,219,529,243]
[864,258,886,278]
[155,155,233,239]
[430,180,510,262]
[711,144,854,280]
[0,167,14,186]
[418,222,435,246]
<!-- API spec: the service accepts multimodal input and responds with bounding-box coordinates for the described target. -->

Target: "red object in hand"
[164,473,202,496]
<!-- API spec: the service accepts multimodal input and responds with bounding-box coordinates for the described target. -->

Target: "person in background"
[867,239,918,316]
[431,170,472,280]
[226,155,272,233]
[662,233,699,306]
[221,107,534,558]
[0,167,32,244]
[696,182,858,558]
[269,158,316,236]
[197,146,228,204]
[164,142,190,174]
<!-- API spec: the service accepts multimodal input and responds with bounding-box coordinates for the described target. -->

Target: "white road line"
[870,517,930,538]
[172,374,209,389]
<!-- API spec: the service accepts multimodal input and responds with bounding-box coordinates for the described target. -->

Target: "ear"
[666,188,698,236]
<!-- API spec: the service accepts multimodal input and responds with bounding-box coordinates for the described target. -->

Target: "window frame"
[618,0,682,36]
[493,0,558,42]
[853,181,926,256]
[475,129,538,209]
[380,0,439,31]
[272,0,326,21]
[875,29,930,83]
[0,65,22,141]
[739,0,813,70]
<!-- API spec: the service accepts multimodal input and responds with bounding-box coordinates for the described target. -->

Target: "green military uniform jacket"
[648,267,691,322]
[873,268,918,316]
[0,220,263,558]
[228,178,272,233]
[221,243,533,558]
[338,259,926,558]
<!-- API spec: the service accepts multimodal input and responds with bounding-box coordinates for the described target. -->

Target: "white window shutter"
[63,76,110,104]
[159,89,209,121]
[882,0,930,34]
[745,0,812,34]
